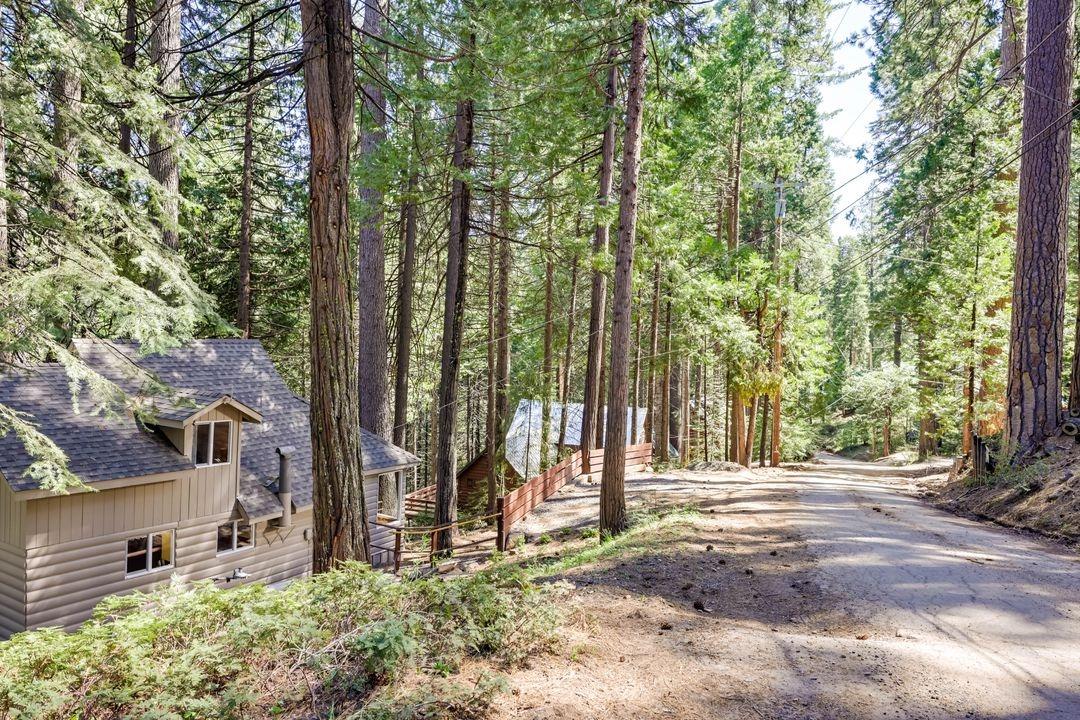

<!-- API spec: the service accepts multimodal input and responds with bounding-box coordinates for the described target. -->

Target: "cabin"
[0,339,419,638]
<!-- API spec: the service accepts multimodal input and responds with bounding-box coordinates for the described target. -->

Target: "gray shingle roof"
[137,389,234,425]
[237,473,285,522]
[0,340,419,507]
[0,366,193,490]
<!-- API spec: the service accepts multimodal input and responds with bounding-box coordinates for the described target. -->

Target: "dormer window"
[195,420,232,467]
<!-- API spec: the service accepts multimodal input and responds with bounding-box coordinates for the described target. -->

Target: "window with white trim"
[216,521,253,554]
[126,530,174,576]
[194,420,232,467]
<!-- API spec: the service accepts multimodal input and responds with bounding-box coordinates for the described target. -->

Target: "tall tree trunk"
[631,292,642,444]
[581,46,618,471]
[494,181,511,470]
[119,0,137,156]
[600,15,647,537]
[434,32,476,552]
[730,389,744,465]
[703,354,710,462]
[916,331,937,459]
[558,257,579,454]
[892,316,902,365]
[595,320,606,448]
[301,0,368,570]
[1006,0,1073,459]
[540,200,554,470]
[1069,197,1080,414]
[150,0,181,249]
[486,192,497,514]
[742,394,758,468]
[358,0,389,448]
[758,394,768,467]
[660,299,672,461]
[999,0,1025,83]
[964,240,982,455]
[0,62,7,269]
[50,0,84,214]
[237,19,256,338]
[683,359,692,463]
[643,261,660,445]
[726,87,744,252]
[393,170,419,447]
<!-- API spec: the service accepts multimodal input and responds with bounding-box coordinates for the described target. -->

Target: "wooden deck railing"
[372,512,500,572]
[495,442,652,551]
[396,442,653,566]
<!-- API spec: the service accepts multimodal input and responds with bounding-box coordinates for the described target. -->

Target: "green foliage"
[0,563,559,719]
[835,362,918,452]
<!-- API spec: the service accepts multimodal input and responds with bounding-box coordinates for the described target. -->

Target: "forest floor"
[929,437,1080,546]
[488,455,1080,720]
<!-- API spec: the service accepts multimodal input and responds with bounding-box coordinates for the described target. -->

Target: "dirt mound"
[685,459,744,472]
[936,440,1080,546]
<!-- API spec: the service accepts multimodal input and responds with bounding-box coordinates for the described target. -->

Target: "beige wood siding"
[0,479,24,548]
[367,476,393,567]
[24,480,181,549]
[185,407,242,516]
[0,541,26,638]
[24,510,312,632]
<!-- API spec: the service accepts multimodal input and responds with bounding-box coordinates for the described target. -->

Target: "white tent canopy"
[503,399,648,479]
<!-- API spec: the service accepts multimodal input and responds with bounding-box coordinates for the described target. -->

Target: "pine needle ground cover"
[0,563,560,719]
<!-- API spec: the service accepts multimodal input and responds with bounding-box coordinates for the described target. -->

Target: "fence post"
[394,530,401,574]
[496,496,505,552]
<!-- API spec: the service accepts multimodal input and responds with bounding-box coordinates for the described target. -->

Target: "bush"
[0,562,559,719]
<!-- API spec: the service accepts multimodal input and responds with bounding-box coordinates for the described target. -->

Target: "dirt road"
[495,455,1080,719]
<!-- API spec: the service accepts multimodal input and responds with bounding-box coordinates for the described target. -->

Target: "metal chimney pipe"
[276,445,295,528]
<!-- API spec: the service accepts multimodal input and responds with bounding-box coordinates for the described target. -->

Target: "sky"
[819,1,879,239]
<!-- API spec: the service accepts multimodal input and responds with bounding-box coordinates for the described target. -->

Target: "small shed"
[503,399,648,479]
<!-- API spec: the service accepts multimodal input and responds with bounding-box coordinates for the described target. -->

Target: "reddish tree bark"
[150,0,181,249]
[300,0,368,570]
[1004,0,1074,459]
[581,45,618,471]
[358,0,389,444]
[237,19,256,338]
[433,30,476,551]
[601,16,647,536]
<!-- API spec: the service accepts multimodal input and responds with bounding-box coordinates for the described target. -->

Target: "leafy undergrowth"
[0,562,561,720]
[938,439,1080,545]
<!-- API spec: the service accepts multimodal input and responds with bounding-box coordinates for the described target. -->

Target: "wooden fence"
[398,442,654,563]
[371,512,500,572]
[404,483,437,518]
[496,442,653,551]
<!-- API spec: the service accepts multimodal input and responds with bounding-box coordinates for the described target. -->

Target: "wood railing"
[404,483,437,518]
[372,512,500,572]
[496,442,652,551]
[395,442,653,565]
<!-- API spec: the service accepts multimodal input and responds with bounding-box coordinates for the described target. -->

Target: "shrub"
[0,562,559,719]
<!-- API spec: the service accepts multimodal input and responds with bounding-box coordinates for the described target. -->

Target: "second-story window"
[194,420,232,467]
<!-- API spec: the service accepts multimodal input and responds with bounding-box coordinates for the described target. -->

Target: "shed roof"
[504,399,648,479]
